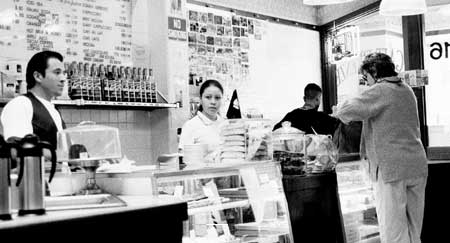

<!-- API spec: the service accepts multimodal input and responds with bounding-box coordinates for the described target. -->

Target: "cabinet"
[336,161,380,243]
[150,161,294,243]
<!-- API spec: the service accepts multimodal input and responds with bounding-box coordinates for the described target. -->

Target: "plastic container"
[56,121,121,162]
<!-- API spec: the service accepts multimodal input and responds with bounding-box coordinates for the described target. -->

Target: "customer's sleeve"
[335,85,386,124]
[1,97,33,139]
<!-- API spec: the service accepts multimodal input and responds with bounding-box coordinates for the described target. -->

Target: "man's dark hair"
[304,83,322,100]
[26,51,63,89]
[360,52,398,79]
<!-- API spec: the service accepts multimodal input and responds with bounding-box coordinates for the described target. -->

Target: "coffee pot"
[16,134,57,216]
[0,135,16,220]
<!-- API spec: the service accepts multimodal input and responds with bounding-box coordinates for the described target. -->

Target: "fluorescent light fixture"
[303,0,354,5]
[380,0,427,16]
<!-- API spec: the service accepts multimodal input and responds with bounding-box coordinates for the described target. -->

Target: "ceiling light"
[303,0,354,5]
[380,0,427,16]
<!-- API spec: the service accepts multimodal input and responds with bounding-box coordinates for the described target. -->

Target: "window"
[424,5,450,147]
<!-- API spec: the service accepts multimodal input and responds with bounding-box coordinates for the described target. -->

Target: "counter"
[0,196,187,242]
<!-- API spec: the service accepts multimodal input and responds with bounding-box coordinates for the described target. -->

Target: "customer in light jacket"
[333,53,428,243]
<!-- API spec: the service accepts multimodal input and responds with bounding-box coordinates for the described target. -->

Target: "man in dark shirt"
[273,83,339,135]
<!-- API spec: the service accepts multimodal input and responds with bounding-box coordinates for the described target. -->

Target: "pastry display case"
[336,161,380,243]
[150,161,294,243]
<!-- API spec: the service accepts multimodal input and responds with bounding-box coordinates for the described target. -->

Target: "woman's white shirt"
[178,112,224,154]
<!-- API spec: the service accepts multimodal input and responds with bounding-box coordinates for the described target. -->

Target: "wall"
[0,107,154,165]
[194,0,318,25]
[318,0,450,26]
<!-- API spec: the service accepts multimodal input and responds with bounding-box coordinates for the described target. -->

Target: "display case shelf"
[188,199,250,215]
[0,97,178,110]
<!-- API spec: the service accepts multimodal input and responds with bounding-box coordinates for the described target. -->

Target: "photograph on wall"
[214,15,223,25]
[190,22,199,32]
[207,24,216,35]
[225,27,232,36]
[199,12,208,23]
[217,26,224,36]
[224,16,232,27]
[197,45,207,55]
[233,38,240,47]
[233,27,241,37]
[241,38,249,49]
[232,15,240,26]
[189,10,198,21]
[207,46,215,55]
[206,36,215,45]
[215,37,223,46]
[223,37,232,47]
[240,17,248,27]
[241,28,248,37]
[248,20,255,35]
[197,34,206,44]
[189,43,197,55]
[199,24,207,33]
[188,32,197,43]
[208,13,214,23]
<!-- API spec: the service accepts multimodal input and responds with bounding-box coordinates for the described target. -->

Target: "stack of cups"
[183,144,208,165]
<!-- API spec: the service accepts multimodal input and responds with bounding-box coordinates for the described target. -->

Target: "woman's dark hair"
[26,50,64,89]
[198,79,224,112]
[360,53,398,79]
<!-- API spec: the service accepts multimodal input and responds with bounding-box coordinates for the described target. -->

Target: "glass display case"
[150,161,294,243]
[336,160,380,243]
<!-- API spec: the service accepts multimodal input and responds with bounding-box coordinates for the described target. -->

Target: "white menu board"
[0,0,133,65]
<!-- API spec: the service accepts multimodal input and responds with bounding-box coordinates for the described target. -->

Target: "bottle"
[83,63,91,100]
[126,67,135,103]
[132,67,141,103]
[140,68,148,103]
[69,61,82,100]
[98,64,107,101]
[91,64,101,101]
[149,68,157,103]
[103,65,112,101]
[121,66,129,102]
[110,65,118,102]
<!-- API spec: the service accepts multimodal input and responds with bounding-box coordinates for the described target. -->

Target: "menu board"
[0,0,133,65]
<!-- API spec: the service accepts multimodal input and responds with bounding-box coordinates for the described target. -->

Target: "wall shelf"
[0,98,179,110]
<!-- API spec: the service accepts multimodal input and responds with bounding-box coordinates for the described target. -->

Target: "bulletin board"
[186,3,322,123]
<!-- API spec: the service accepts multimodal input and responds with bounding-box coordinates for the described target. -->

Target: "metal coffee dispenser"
[56,121,121,195]
[0,135,15,220]
[15,134,57,216]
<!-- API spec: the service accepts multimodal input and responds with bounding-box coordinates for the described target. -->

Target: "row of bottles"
[66,62,157,103]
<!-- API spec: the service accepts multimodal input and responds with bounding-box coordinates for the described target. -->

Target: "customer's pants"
[374,175,427,243]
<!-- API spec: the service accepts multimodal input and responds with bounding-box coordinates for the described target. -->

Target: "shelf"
[0,97,178,109]
[154,160,276,183]
[188,199,249,215]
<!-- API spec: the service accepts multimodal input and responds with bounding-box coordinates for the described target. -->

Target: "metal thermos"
[0,135,15,220]
[16,134,57,216]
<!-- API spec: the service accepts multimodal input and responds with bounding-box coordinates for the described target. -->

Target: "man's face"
[313,93,322,110]
[36,57,66,97]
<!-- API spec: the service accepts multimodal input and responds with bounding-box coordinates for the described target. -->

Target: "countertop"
[0,195,185,229]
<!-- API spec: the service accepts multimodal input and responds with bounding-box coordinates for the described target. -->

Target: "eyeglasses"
[359,73,368,85]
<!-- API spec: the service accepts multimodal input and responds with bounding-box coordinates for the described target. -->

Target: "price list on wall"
[0,0,132,65]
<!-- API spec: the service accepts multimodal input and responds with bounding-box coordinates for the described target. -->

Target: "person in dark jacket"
[273,83,339,135]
